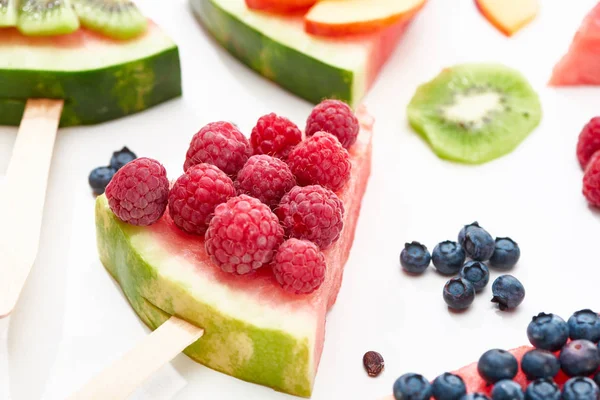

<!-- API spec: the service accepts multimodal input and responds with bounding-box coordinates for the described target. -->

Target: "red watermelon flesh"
[549,2,600,86]
[245,0,316,13]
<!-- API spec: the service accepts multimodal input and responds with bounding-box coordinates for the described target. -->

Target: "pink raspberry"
[577,117,600,169]
[306,99,359,149]
[273,239,326,295]
[184,121,251,176]
[105,157,169,226]
[287,132,351,191]
[235,155,296,208]
[205,195,284,275]
[251,113,302,159]
[583,152,600,207]
[276,185,344,250]
[168,164,236,235]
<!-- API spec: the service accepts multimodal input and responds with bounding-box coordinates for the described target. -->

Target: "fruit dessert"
[549,2,600,87]
[407,63,542,164]
[95,100,373,397]
[190,0,426,107]
[0,0,181,126]
[386,309,600,400]
[475,0,538,37]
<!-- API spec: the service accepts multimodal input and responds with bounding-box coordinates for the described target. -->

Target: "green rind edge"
[95,196,313,398]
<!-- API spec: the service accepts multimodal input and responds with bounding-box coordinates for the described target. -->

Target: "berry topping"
[431,373,466,400]
[305,99,359,149]
[287,131,351,191]
[432,241,466,275]
[462,394,491,400]
[443,277,475,310]
[460,261,490,292]
[491,275,525,311]
[184,121,251,176]
[520,349,560,381]
[110,146,137,170]
[89,166,116,195]
[562,377,599,400]
[491,379,524,400]
[477,349,518,384]
[577,117,600,169]
[393,373,432,400]
[168,163,236,235]
[400,242,431,274]
[250,113,302,159]
[235,155,295,208]
[105,157,169,226]
[489,238,521,270]
[277,185,344,250]
[593,371,600,388]
[272,239,326,295]
[524,379,560,400]
[559,339,600,377]
[463,225,495,261]
[568,309,600,342]
[205,195,284,275]
[458,221,481,247]
[527,313,569,352]
[583,152,600,208]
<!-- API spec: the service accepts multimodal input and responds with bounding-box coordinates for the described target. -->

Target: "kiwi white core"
[442,92,502,128]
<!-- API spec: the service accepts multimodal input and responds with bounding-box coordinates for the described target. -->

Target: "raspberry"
[287,132,351,191]
[205,195,284,275]
[168,164,236,235]
[583,152,600,207]
[251,113,302,159]
[273,239,326,294]
[184,121,251,176]
[577,117,600,169]
[235,155,296,208]
[276,185,344,250]
[105,157,169,226]
[306,99,359,149]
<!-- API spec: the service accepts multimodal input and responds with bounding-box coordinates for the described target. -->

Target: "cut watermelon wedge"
[95,108,374,397]
[549,2,600,86]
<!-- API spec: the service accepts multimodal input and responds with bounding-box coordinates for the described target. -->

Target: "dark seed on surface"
[363,351,384,377]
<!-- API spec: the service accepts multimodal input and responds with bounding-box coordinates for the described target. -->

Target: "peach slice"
[475,0,539,36]
[304,0,426,37]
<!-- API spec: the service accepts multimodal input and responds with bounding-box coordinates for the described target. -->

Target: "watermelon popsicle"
[0,0,181,317]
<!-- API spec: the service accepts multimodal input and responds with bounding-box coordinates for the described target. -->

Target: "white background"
[1,0,600,399]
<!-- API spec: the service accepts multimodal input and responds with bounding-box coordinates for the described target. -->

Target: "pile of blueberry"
[88,147,137,195]
[392,309,600,400]
[400,222,524,311]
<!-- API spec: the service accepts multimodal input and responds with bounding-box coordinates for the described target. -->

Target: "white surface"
[1,0,599,399]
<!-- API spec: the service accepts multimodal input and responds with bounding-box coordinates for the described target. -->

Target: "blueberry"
[432,241,466,275]
[400,242,431,274]
[520,349,560,380]
[562,377,599,400]
[109,146,137,170]
[459,261,490,292]
[393,373,432,400]
[88,166,117,195]
[491,275,525,311]
[568,309,600,343]
[432,373,466,400]
[458,221,481,247]
[491,379,524,400]
[524,379,560,400]
[559,339,600,377]
[463,225,495,261]
[593,371,600,388]
[489,238,520,270]
[460,394,491,400]
[477,349,519,384]
[527,313,569,351]
[443,278,475,310]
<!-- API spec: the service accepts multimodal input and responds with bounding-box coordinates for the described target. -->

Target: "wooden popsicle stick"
[68,316,204,400]
[0,99,63,318]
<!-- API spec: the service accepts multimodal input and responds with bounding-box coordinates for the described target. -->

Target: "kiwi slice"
[0,0,18,27]
[407,63,542,164]
[18,0,80,36]
[72,0,147,40]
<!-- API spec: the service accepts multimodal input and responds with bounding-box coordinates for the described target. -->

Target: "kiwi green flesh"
[407,63,542,164]
[73,0,147,40]
[18,0,80,36]
[0,0,17,27]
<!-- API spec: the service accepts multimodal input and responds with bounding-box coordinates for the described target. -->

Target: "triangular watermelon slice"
[549,2,600,86]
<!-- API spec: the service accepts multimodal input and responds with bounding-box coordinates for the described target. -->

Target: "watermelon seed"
[363,351,384,377]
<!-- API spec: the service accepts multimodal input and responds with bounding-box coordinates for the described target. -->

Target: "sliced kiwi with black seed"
[73,0,147,40]
[18,0,80,36]
[407,63,542,164]
[0,0,18,27]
